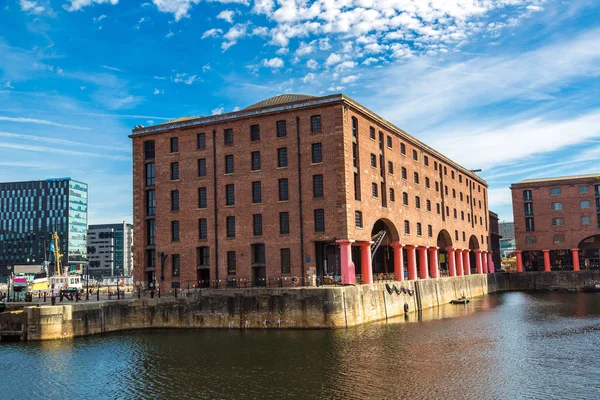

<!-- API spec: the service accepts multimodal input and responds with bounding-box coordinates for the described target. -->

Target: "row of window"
[524,185,600,200]
[145,116,323,160]
[162,210,326,243]
[524,200,592,215]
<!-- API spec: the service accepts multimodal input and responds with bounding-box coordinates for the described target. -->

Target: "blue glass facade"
[0,178,88,270]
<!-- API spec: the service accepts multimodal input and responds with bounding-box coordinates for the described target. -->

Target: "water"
[1,292,600,400]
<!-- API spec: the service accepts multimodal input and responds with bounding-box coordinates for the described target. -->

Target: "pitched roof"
[244,94,316,110]
[519,174,600,184]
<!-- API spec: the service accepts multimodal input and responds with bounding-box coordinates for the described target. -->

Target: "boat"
[31,232,83,294]
[582,281,600,292]
[450,296,470,304]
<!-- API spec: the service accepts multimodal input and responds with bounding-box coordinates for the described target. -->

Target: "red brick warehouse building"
[130,94,493,290]
[511,174,600,272]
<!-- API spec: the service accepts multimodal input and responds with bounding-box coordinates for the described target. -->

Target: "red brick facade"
[131,94,490,289]
[511,175,600,270]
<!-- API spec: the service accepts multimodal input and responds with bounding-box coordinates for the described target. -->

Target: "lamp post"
[159,252,168,298]
[136,280,141,299]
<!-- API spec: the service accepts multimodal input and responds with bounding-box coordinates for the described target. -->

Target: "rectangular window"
[428,225,433,237]
[412,149,418,161]
[550,187,562,196]
[414,172,419,184]
[252,181,262,203]
[416,223,422,237]
[277,120,287,137]
[279,178,289,201]
[579,185,589,193]
[425,177,430,189]
[226,184,235,206]
[355,211,363,228]
[311,115,322,132]
[352,117,358,137]
[370,154,377,167]
[172,254,180,277]
[551,202,562,211]
[197,133,206,150]
[416,196,421,209]
[314,209,325,232]
[400,143,406,155]
[436,203,441,214]
[370,126,375,139]
[252,244,266,264]
[227,251,236,275]
[146,219,156,245]
[552,217,564,226]
[145,162,156,186]
[280,212,290,234]
[253,214,263,236]
[524,203,533,216]
[199,218,207,240]
[171,190,179,211]
[170,137,178,153]
[525,217,535,232]
[401,167,407,180]
[146,190,156,216]
[198,187,207,208]
[281,248,291,274]
[278,147,288,167]
[404,220,410,235]
[372,183,378,198]
[427,200,431,211]
[403,192,408,206]
[144,140,155,160]
[171,221,180,241]
[198,246,210,266]
[553,234,565,244]
[523,190,532,201]
[251,151,261,171]
[387,136,392,148]
[146,249,156,267]
[582,216,591,225]
[525,236,536,244]
[224,128,233,145]
[225,155,234,174]
[352,142,358,168]
[250,124,260,141]
[424,155,429,166]
[389,188,395,202]
[313,175,324,198]
[581,200,590,209]
[226,216,235,238]
[312,143,323,163]
[198,158,207,177]
[171,162,179,180]
[388,161,393,174]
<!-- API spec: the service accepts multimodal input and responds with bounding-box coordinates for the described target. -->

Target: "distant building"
[488,211,501,269]
[87,223,133,278]
[130,93,493,290]
[0,178,88,273]
[511,174,600,271]
[499,222,516,257]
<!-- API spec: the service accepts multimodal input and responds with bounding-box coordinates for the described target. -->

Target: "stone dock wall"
[18,274,501,341]
[502,270,600,291]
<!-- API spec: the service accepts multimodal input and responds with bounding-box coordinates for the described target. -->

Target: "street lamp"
[136,280,141,299]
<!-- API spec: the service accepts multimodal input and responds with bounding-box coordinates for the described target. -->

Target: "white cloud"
[171,73,200,85]
[252,26,269,37]
[20,0,46,14]
[216,10,235,23]
[153,88,164,95]
[334,60,356,72]
[63,0,118,12]
[93,14,106,23]
[261,57,284,69]
[275,47,289,55]
[212,107,225,115]
[101,65,124,72]
[295,41,315,56]
[306,59,318,70]
[153,76,166,80]
[4,81,14,89]
[202,63,211,72]
[324,53,342,67]
[202,28,223,39]
[151,0,200,21]
[301,73,315,83]
[362,57,378,66]
[221,24,247,50]
[0,116,90,130]
[166,31,174,38]
[341,75,359,84]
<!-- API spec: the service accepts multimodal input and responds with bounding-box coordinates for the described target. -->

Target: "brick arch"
[370,218,400,242]
[437,229,453,249]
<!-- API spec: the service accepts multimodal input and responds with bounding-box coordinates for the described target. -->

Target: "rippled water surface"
[2,292,600,399]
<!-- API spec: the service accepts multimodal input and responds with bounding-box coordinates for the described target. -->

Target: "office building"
[87,222,133,278]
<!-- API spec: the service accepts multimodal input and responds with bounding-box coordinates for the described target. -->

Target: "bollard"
[97,289,100,301]
[158,288,161,298]
[76,292,79,302]
[51,296,56,305]
[86,291,89,301]
[151,290,154,299]
[138,288,141,299]
[44,292,47,303]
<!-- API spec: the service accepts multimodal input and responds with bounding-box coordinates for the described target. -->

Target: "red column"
[475,250,483,274]
[482,251,489,274]
[446,247,456,277]
[406,245,417,281]
[428,247,439,278]
[455,249,464,276]
[543,249,551,272]
[516,250,523,272]
[391,242,405,281]
[359,241,373,284]
[488,252,495,274]
[336,239,355,285]
[418,246,429,279]
[571,248,580,271]
[463,250,471,275]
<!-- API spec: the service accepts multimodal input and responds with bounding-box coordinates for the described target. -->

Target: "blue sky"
[1,0,599,224]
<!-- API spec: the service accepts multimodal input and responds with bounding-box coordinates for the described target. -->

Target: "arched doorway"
[468,235,479,274]
[437,230,452,277]
[354,219,399,282]
[578,235,600,270]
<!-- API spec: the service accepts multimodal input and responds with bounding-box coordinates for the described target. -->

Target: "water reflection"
[1,292,599,400]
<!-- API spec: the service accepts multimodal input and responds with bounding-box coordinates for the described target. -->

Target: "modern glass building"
[0,178,88,272]
[87,222,133,278]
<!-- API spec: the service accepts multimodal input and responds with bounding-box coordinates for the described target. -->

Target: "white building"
[87,222,133,278]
